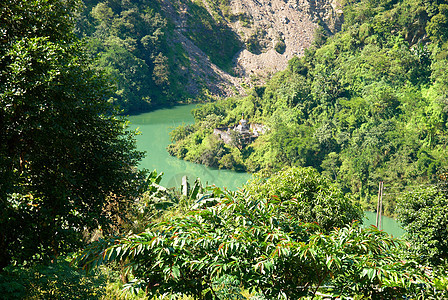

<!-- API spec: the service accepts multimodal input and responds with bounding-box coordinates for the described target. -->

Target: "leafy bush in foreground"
[76,171,427,299]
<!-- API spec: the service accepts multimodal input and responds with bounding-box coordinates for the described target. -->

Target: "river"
[129,104,251,191]
[128,104,405,237]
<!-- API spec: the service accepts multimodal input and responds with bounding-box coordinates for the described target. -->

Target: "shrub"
[245,166,363,232]
[76,186,427,299]
[274,40,286,54]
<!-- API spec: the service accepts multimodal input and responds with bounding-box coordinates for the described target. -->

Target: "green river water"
[129,104,405,237]
[129,104,251,191]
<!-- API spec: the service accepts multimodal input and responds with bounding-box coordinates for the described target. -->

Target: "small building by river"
[213,116,266,147]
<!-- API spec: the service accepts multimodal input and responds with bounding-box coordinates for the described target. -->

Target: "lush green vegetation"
[0,255,109,299]
[0,0,146,272]
[75,0,242,114]
[169,0,448,216]
[76,167,447,299]
[397,181,448,265]
[3,0,448,298]
[76,0,176,113]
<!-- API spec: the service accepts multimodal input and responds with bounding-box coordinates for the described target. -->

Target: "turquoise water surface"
[128,104,251,191]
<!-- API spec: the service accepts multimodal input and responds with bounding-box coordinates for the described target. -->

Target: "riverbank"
[129,105,404,236]
[129,104,251,191]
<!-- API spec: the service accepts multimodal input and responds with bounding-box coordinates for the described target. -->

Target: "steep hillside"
[168,0,448,216]
[161,0,342,94]
[226,0,342,79]
[77,0,341,113]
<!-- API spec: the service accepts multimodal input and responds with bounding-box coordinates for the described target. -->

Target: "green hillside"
[3,0,448,298]
[168,0,448,215]
[76,0,241,114]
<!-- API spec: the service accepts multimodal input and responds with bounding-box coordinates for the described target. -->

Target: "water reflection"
[363,211,405,237]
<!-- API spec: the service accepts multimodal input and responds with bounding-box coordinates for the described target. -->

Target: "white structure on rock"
[213,114,266,146]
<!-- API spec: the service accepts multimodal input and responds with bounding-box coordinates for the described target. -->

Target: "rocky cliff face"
[230,0,343,80]
[159,0,342,97]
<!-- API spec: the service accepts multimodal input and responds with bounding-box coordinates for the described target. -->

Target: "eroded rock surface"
[160,0,342,97]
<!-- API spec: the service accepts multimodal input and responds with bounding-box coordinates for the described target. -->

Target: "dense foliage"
[76,0,241,114]
[3,0,448,298]
[169,0,448,215]
[77,0,174,113]
[0,256,109,299]
[244,166,363,232]
[76,168,427,299]
[0,0,146,269]
[395,178,448,298]
[397,181,448,265]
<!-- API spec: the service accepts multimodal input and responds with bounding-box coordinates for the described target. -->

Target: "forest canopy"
[2,0,448,298]
[75,0,242,114]
[75,0,173,113]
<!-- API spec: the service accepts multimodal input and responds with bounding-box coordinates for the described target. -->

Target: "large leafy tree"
[244,166,363,232]
[0,0,146,269]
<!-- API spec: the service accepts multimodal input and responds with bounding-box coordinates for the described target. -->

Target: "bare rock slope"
[231,0,342,76]
[160,0,342,97]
